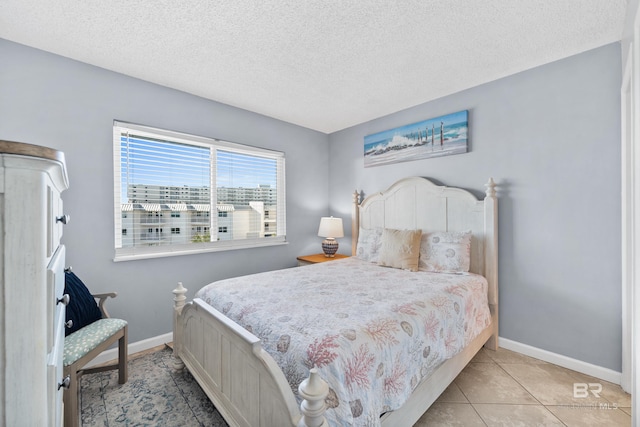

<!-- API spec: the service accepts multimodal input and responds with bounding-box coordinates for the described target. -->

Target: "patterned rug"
[80,347,230,426]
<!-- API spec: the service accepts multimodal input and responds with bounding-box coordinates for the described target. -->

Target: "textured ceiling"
[0,1,628,133]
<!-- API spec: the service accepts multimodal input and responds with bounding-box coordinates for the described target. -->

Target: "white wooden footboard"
[172,283,328,427]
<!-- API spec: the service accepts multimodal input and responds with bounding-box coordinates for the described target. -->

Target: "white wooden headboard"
[351,176,499,348]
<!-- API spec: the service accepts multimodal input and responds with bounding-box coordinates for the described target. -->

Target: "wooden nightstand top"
[296,253,350,264]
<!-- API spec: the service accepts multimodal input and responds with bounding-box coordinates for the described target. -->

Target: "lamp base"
[321,238,339,257]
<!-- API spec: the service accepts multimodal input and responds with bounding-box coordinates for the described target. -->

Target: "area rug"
[80,347,230,426]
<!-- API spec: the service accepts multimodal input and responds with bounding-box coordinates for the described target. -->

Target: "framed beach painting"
[364,110,468,167]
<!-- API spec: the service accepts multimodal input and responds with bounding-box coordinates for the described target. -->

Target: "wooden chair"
[62,271,128,427]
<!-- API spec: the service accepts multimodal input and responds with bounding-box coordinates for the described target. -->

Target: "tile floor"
[91,345,632,426]
[414,347,632,426]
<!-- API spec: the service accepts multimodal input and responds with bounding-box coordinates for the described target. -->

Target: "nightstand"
[296,253,349,266]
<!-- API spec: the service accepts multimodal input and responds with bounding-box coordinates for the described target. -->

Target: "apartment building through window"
[114,121,286,261]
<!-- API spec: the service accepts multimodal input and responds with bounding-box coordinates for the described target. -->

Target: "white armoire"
[0,140,70,426]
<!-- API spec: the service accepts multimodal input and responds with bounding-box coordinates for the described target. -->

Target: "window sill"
[113,239,288,262]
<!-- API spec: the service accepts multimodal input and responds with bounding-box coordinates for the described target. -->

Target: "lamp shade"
[317,217,344,238]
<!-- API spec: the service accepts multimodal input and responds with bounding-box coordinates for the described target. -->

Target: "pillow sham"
[355,227,383,263]
[377,228,422,272]
[419,230,472,273]
[64,270,103,336]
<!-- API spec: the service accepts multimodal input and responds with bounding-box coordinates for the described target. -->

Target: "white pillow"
[355,227,383,263]
[419,231,472,273]
[377,228,422,272]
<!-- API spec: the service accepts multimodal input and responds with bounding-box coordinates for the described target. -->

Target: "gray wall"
[0,38,623,372]
[328,43,622,371]
[0,39,330,344]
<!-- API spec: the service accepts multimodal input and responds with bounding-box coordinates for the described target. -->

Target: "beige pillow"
[378,228,422,271]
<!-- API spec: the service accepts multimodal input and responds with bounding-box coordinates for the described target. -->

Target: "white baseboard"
[83,332,622,386]
[84,332,173,368]
[499,337,622,385]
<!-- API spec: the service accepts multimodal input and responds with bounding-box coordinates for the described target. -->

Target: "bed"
[172,176,498,427]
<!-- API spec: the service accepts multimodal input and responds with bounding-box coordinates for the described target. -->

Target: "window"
[113,121,286,261]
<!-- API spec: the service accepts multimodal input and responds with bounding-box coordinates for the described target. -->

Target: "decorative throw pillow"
[419,231,472,273]
[355,227,383,262]
[377,228,422,272]
[64,271,103,336]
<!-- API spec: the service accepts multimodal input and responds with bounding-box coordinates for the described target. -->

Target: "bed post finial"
[173,282,187,310]
[172,282,188,371]
[352,190,361,257]
[485,177,496,198]
[298,368,329,427]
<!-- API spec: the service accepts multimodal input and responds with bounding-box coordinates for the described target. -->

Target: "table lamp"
[317,216,344,257]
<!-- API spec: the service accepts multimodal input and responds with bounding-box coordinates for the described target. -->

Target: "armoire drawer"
[47,311,65,427]
[47,243,66,427]
[47,244,66,354]
[47,185,67,259]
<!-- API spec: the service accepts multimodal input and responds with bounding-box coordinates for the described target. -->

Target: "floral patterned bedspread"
[195,257,491,427]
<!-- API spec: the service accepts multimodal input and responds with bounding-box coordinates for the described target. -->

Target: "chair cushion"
[63,318,128,366]
[64,271,103,336]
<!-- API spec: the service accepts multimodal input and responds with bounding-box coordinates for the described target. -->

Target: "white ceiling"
[0,1,629,133]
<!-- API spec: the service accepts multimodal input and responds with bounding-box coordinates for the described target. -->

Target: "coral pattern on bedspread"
[195,257,491,427]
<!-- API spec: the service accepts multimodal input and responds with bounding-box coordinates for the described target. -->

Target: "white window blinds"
[113,121,286,261]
